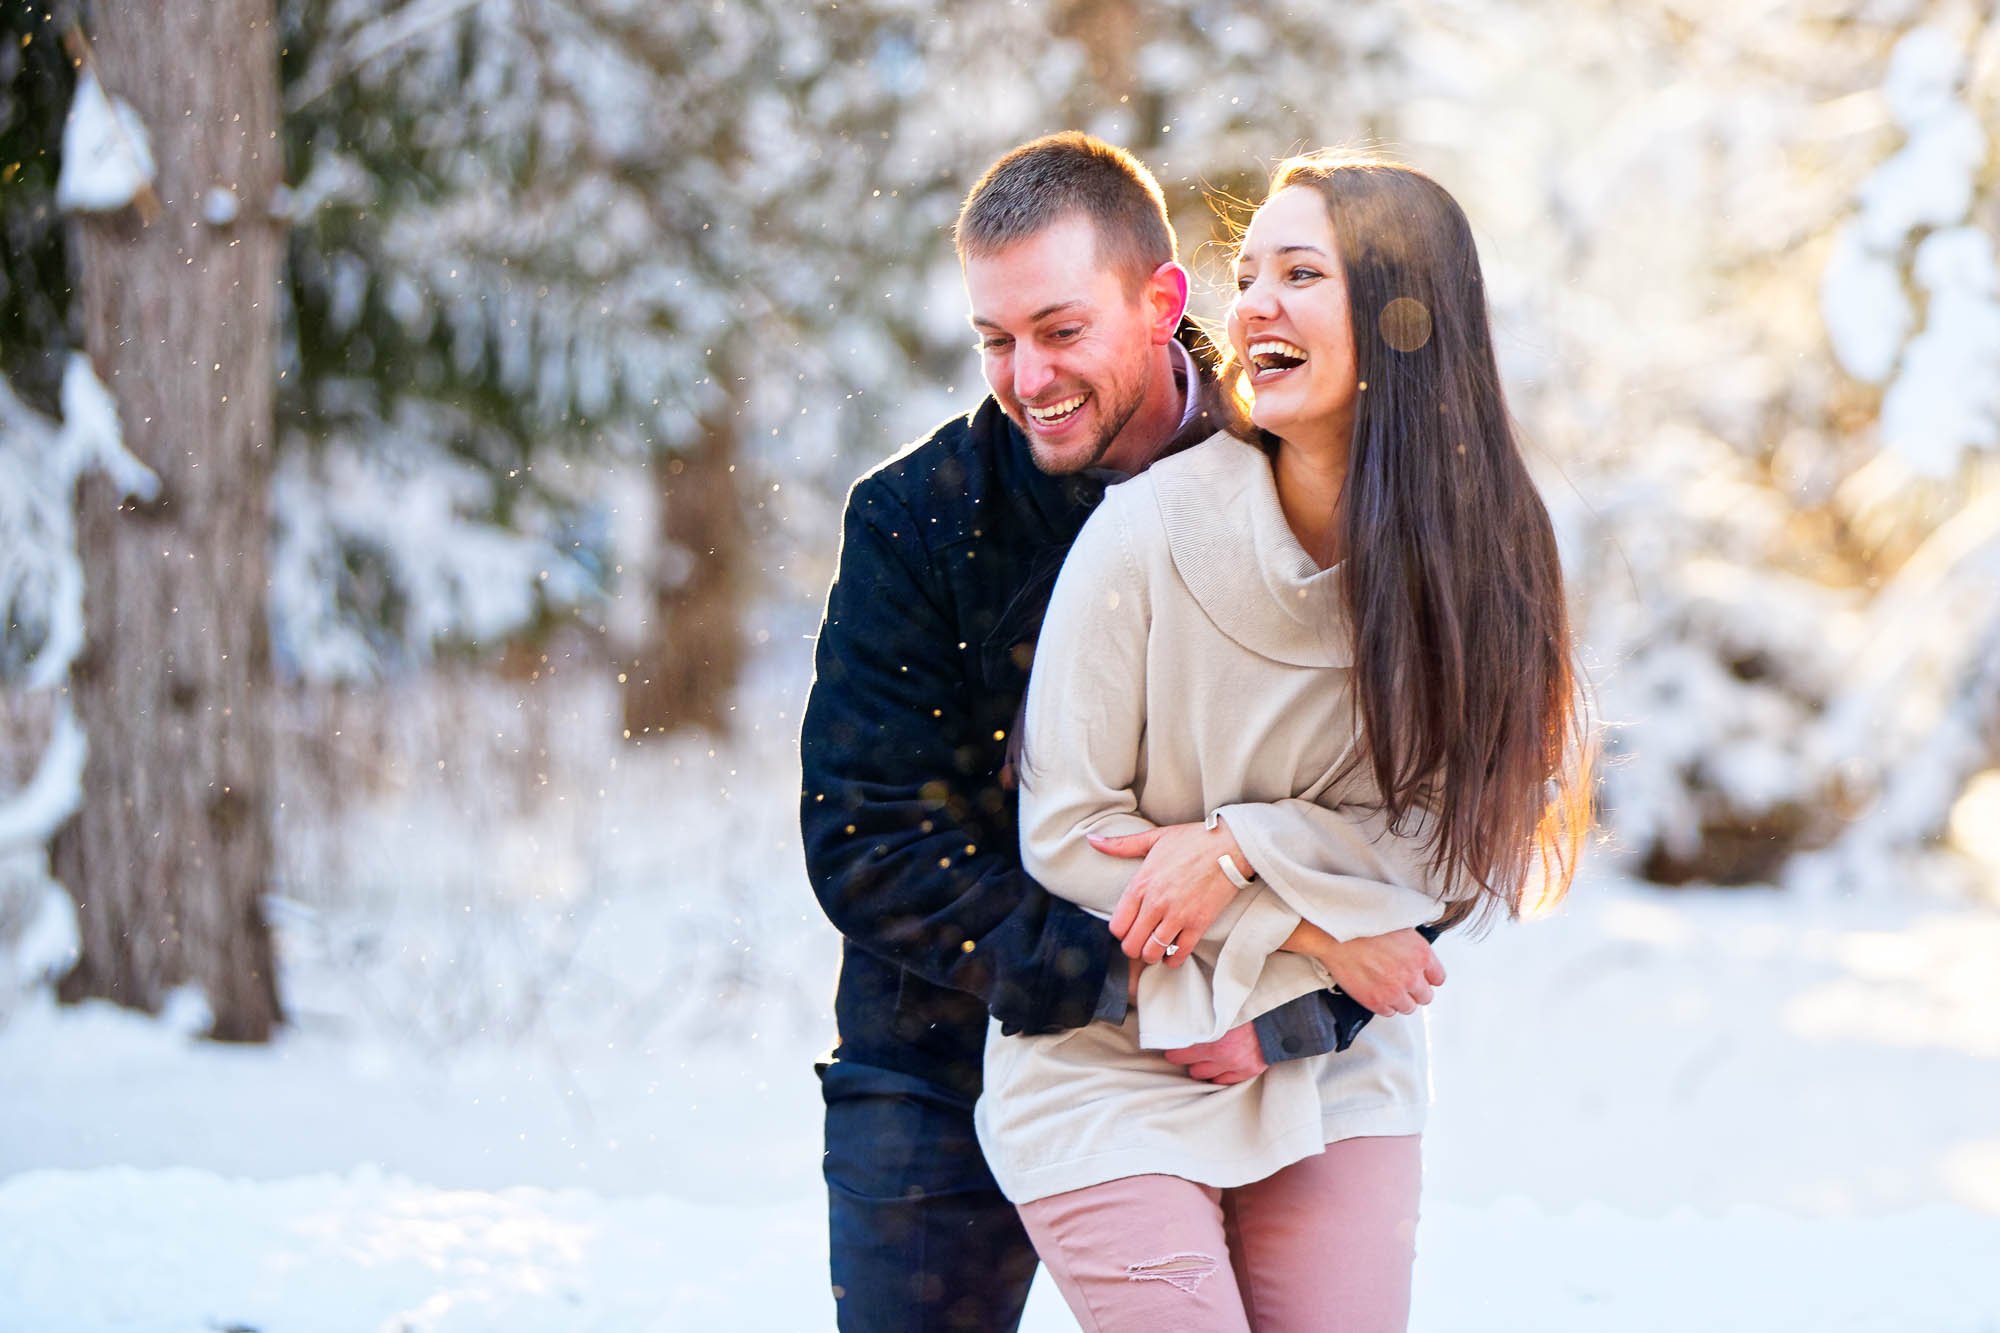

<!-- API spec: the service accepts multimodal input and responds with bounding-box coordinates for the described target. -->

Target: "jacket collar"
[973,398,1105,537]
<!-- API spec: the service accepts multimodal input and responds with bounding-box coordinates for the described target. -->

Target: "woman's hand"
[1282,920,1444,1016]
[1094,818,1255,966]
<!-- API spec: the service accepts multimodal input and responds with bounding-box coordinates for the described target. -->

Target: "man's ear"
[1146,261,1191,345]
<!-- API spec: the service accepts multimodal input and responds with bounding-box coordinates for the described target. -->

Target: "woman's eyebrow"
[1237,243,1331,265]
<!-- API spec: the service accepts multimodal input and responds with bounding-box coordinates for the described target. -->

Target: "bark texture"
[1054,0,1139,95]
[620,406,749,738]
[51,1,284,1040]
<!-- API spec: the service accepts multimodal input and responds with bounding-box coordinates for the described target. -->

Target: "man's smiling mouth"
[1027,394,1087,425]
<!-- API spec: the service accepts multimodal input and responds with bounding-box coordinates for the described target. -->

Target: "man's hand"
[1285,923,1445,1017]
[1095,818,1253,966]
[1163,1022,1268,1085]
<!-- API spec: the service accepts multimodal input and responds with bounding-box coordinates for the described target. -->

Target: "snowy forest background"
[2,0,1999,1329]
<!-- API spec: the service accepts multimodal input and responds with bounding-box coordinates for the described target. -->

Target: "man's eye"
[1050,327,1081,341]
[980,338,1011,352]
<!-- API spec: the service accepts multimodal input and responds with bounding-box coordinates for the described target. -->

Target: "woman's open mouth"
[1248,339,1308,382]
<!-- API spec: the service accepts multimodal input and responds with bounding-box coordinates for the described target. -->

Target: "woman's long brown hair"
[1228,151,1594,925]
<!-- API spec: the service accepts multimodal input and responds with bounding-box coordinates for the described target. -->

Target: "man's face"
[963,214,1164,476]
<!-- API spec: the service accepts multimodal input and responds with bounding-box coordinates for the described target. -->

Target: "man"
[800,133,1442,1332]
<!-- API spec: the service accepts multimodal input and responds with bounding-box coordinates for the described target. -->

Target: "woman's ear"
[1147,261,1191,345]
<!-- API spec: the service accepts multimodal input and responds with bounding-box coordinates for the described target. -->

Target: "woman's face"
[1227,185,1358,450]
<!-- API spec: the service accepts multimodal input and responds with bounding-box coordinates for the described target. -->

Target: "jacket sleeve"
[800,476,1114,1036]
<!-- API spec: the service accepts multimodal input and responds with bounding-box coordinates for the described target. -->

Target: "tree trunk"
[620,406,748,738]
[1053,0,1138,96]
[51,1,284,1041]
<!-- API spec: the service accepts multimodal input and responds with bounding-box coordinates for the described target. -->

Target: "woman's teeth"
[1027,394,1086,424]
[1249,339,1308,372]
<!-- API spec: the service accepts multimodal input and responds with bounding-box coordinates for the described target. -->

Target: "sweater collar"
[1146,432,1354,668]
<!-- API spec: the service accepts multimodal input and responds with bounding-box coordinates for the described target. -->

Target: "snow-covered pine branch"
[0,357,157,1007]
[0,356,158,691]
[1822,25,1998,481]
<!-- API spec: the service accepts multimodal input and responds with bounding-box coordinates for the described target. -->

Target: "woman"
[974,151,1592,1331]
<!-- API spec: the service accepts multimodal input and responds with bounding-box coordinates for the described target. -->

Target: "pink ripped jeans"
[1015,1136,1422,1333]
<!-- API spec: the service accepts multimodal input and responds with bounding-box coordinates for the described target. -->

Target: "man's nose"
[1013,345,1056,401]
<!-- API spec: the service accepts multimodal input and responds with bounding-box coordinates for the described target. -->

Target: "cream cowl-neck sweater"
[975,432,1462,1205]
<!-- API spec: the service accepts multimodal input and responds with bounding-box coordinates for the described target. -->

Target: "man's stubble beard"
[1017,371,1151,478]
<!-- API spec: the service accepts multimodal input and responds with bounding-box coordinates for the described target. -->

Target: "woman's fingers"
[1349,982,1393,1016]
[1108,885,1140,939]
[1359,983,1427,1016]
[1113,888,1151,957]
[1147,910,1198,966]
[1122,896,1168,961]
[1113,883,1178,962]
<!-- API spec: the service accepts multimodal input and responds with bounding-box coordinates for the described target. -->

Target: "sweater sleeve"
[1014,490,1281,1043]
[1164,800,1453,1047]
[1212,798,1454,944]
[1015,491,1157,917]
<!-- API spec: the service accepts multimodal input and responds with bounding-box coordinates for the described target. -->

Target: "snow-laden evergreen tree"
[264,0,1419,726]
[1802,12,2000,896]
[1411,0,1997,894]
[267,1,997,721]
[0,1,72,416]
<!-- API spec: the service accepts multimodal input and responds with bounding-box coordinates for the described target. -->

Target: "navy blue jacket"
[801,399,1118,1097]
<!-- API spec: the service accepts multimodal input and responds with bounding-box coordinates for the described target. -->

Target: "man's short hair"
[955,132,1175,290]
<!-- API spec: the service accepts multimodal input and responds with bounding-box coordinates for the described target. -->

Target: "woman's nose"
[1234,276,1278,320]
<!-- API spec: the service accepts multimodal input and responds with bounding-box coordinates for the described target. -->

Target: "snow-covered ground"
[3,659,1999,1331]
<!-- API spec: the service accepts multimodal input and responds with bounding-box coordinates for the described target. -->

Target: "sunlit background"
[2,1,1998,1328]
